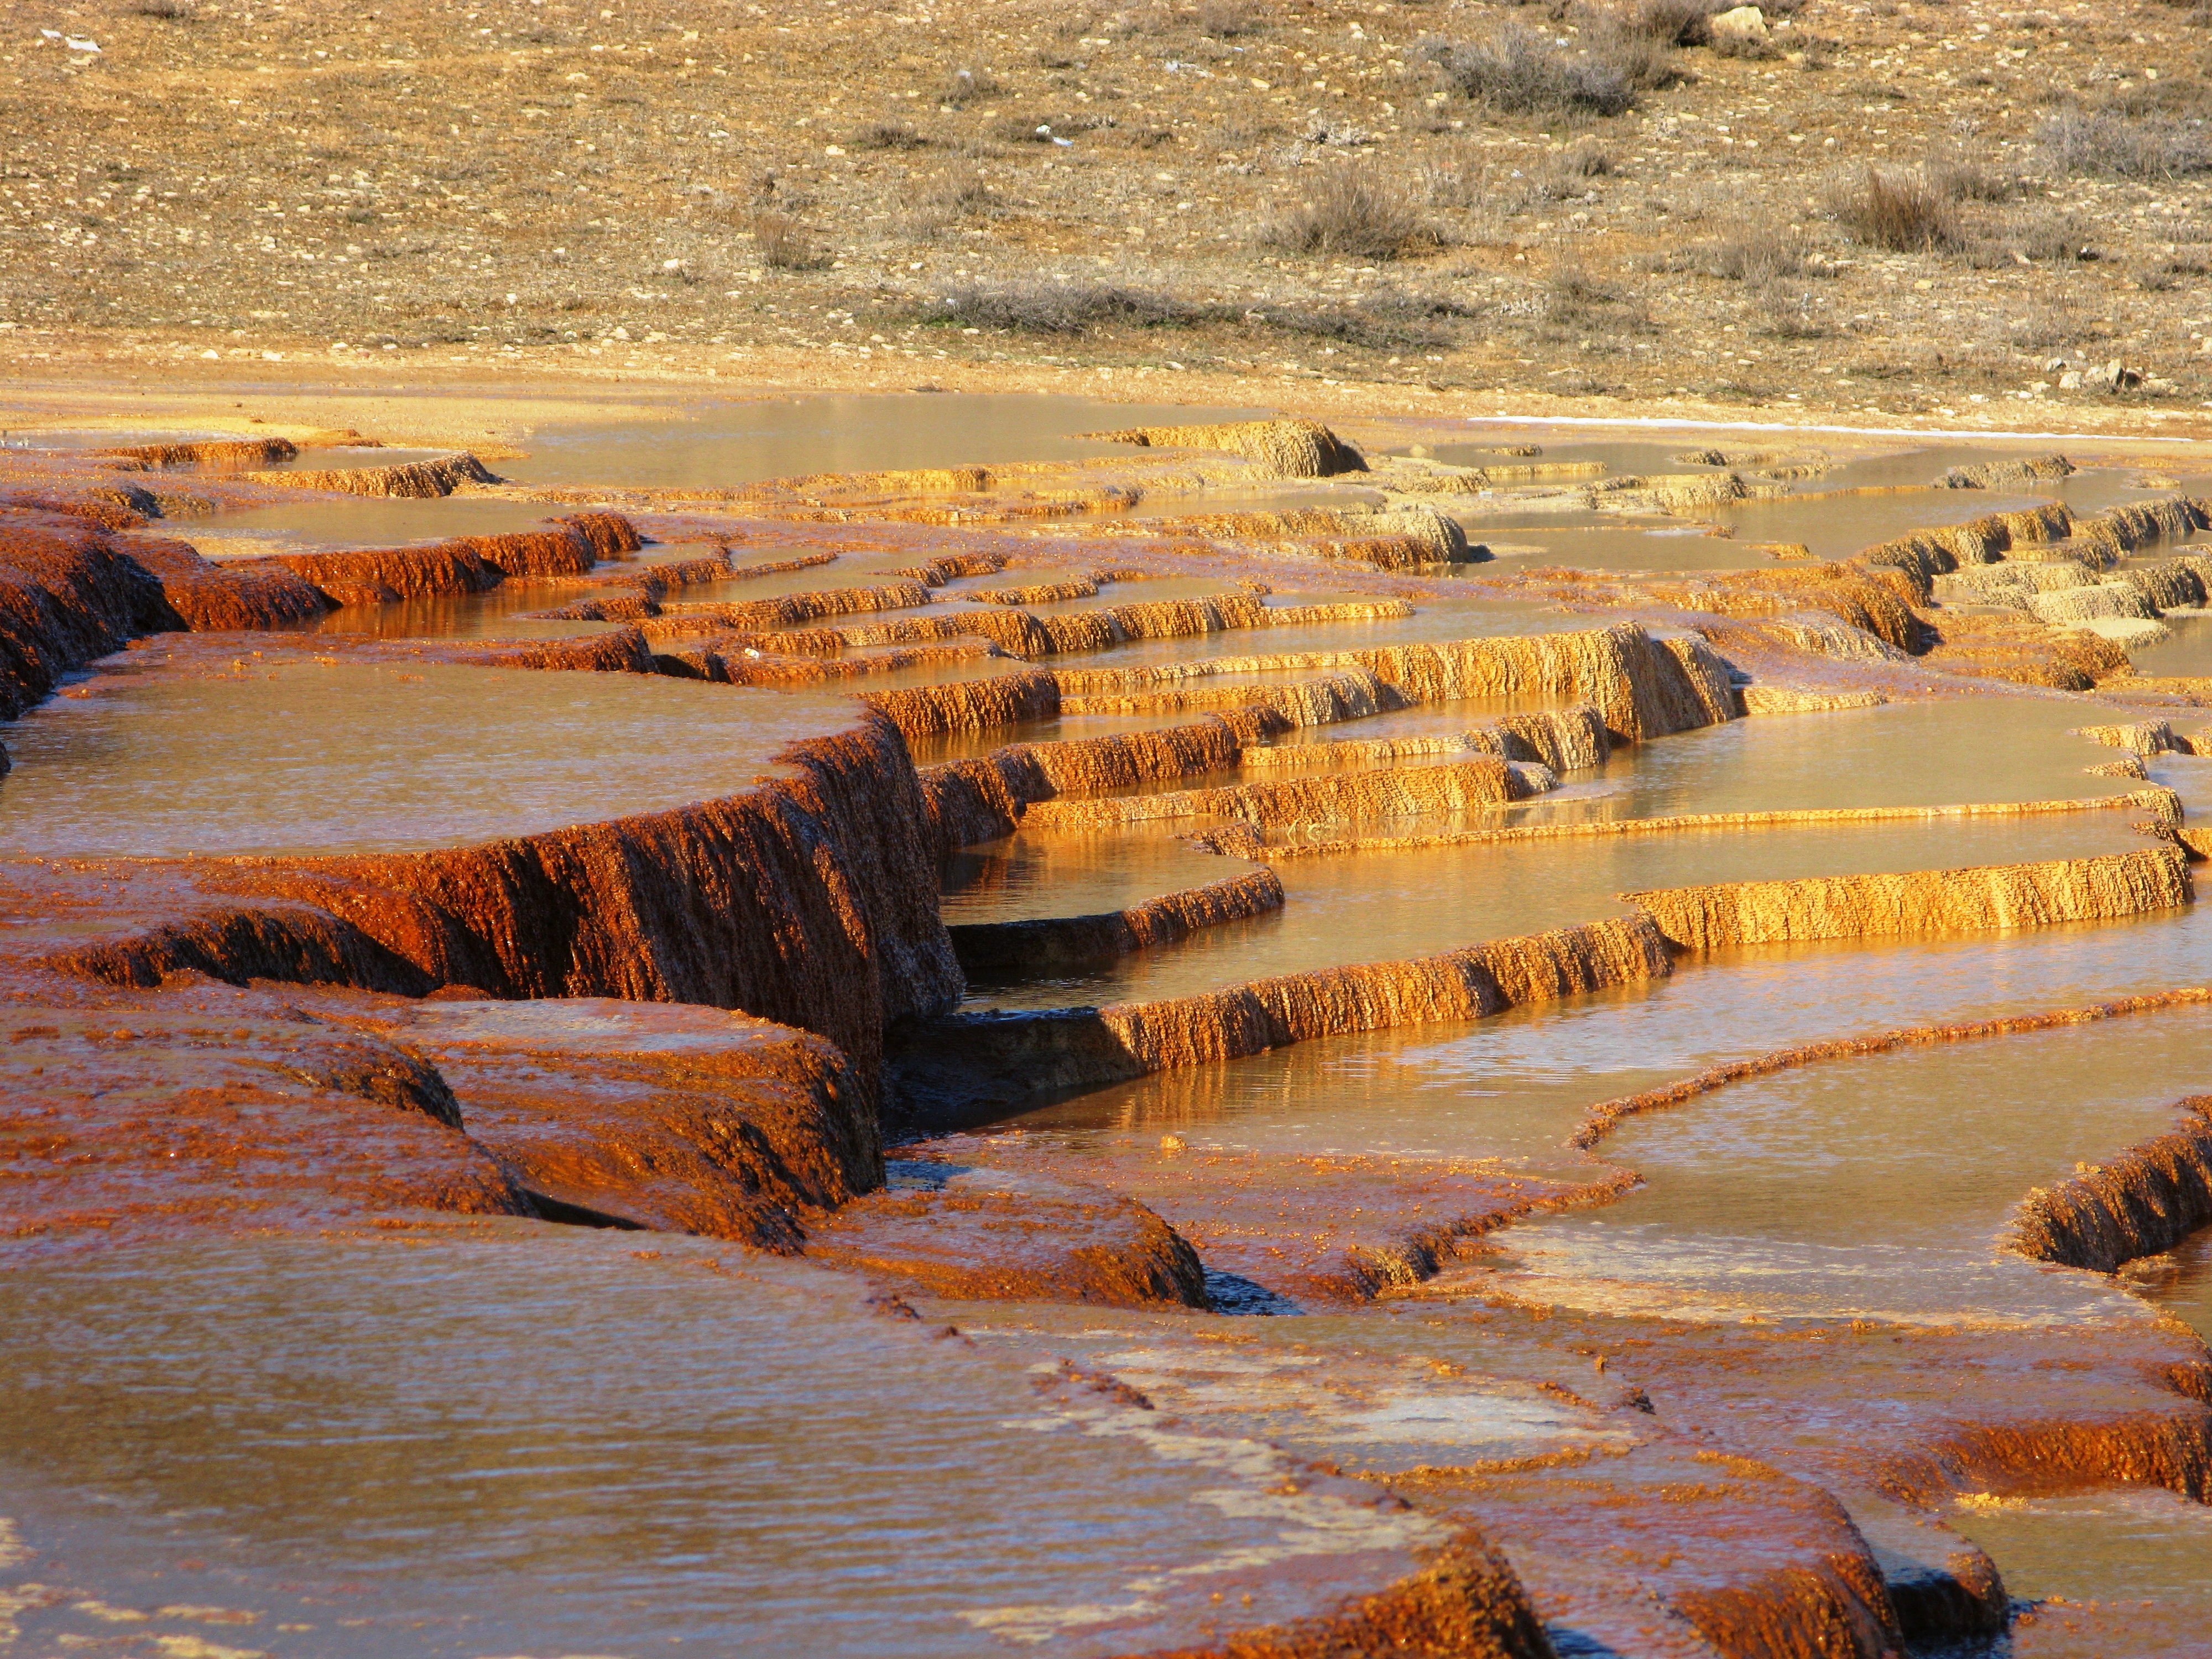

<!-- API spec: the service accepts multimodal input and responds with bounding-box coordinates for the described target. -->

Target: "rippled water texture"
[0,1227,1425,1657]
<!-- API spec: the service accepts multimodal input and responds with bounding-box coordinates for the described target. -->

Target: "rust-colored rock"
[39,707,961,1095]
[951,868,1286,973]
[0,513,178,716]
[1625,847,2191,950]
[890,915,1673,1124]
[2008,1096,2212,1273]
[809,1177,1210,1307]
[920,716,1250,850]
[317,993,875,1250]
[242,451,499,497]
[1401,1446,1901,1659]
[0,977,527,1247]
[1137,1533,1556,1659]
[1085,418,1369,478]
[1022,753,1548,832]
[265,521,615,604]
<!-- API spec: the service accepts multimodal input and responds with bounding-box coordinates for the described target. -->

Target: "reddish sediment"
[1398,1445,1903,1659]
[304,991,877,1250]
[896,1135,1635,1305]
[1019,753,1548,832]
[260,515,630,605]
[0,975,529,1246]
[19,682,958,1092]
[0,513,180,716]
[919,716,1256,850]
[241,451,500,497]
[1265,791,2169,861]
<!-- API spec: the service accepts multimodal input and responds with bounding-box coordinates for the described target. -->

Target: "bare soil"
[6,0,2211,434]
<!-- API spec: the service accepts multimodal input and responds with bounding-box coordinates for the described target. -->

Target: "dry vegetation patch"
[2,0,2209,416]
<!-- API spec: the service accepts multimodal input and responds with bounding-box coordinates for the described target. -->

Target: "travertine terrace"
[5,388,2212,1656]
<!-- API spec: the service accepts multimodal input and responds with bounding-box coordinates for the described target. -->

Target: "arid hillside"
[5,0,2211,424]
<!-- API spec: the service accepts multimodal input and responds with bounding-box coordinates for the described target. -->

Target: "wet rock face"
[0,514,178,717]
[0,974,884,1255]
[0,979,530,1245]
[313,994,877,1250]
[1402,1444,1902,1659]
[810,1174,1210,1308]
[17,682,959,1092]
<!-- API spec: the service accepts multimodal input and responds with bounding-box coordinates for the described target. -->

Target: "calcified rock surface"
[7,403,2212,1657]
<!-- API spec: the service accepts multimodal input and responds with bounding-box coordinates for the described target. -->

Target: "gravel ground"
[4,0,2210,431]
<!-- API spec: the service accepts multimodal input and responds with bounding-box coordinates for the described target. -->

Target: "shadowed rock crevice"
[950,868,1286,974]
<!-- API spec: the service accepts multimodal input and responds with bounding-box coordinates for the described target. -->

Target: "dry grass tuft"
[1194,0,1263,38]
[921,281,1201,334]
[2007,206,2096,263]
[1626,0,1720,45]
[749,212,832,271]
[854,120,930,152]
[1928,156,2016,201]
[1826,166,1963,252]
[1423,22,1641,118]
[940,66,1001,107]
[2039,108,2212,179]
[1701,226,1807,282]
[1253,289,1475,352]
[1258,166,1434,260]
[924,166,995,213]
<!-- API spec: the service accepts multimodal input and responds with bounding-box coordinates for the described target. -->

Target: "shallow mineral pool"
[495,393,1270,487]
[0,654,850,856]
[16,405,2212,1652]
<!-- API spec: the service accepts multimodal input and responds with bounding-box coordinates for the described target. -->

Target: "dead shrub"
[921,281,1202,334]
[1826,166,1963,252]
[2038,108,2212,178]
[1542,260,1622,328]
[925,166,995,213]
[133,0,195,14]
[1423,23,1641,118]
[1627,0,1718,45]
[2137,255,2211,291]
[854,121,930,152]
[940,66,1001,107]
[1526,138,1616,199]
[1702,226,1807,282]
[1258,166,1434,259]
[750,212,831,271]
[1419,149,1495,211]
[2007,206,2095,262]
[1254,289,1476,351]
[1196,0,1263,37]
[1759,293,1833,338]
[1928,156,2015,200]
